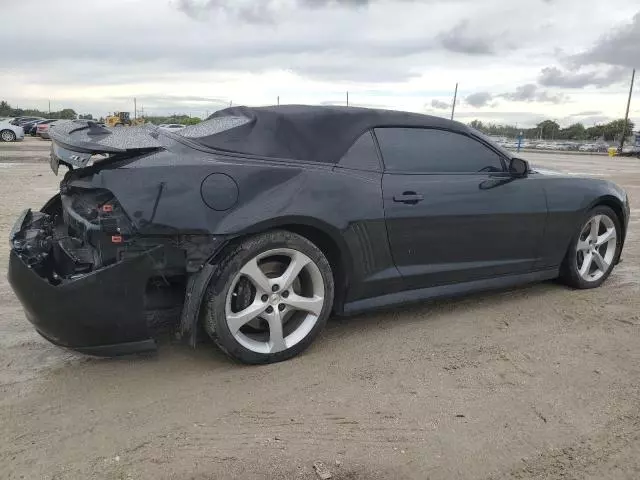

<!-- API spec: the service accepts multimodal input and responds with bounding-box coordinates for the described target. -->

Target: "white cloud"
[0,0,638,126]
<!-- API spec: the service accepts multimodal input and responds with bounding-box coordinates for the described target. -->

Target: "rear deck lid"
[49,120,164,173]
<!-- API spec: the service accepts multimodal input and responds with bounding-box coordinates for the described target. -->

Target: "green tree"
[0,100,12,116]
[537,120,560,140]
[602,119,635,141]
[79,113,93,120]
[182,117,202,125]
[469,120,485,131]
[586,124,605,140]
[558,123,586,140]
[58,109,77,120]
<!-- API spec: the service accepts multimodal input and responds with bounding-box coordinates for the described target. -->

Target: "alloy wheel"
[0,130,16,142]
[576,214,617,282]
[225,248,325,354]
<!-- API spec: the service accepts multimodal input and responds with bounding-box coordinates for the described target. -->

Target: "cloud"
[465,92,493,107]
[539,66,627,88]
[175,0,404,21]
[575,11,640,68]
[570,110,602,117]
[437,20,498,55]
[430,99,450,109]
[501,84,567,104]
[464,85,567,108]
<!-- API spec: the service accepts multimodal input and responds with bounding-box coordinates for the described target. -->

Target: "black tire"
[560,205,621,289]
[0,129,16,142]
[202,230,335,364]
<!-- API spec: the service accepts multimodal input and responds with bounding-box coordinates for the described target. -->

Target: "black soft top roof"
[188,105,474,164]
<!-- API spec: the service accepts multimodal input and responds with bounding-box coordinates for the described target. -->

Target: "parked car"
[28,119,57,136]
[36,121,59,139]
[23,119,48,136]
[8,107,629,364]
[0,121,25,142]
[12,116,44,127]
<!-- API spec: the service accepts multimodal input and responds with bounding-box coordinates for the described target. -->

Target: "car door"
[375,127,547,289]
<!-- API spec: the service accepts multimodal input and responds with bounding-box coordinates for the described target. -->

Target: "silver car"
[0,121,25,142]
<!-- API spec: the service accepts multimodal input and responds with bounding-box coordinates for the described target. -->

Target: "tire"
[202,230,335,364]
[560,205,621,289]
[0,129,16,142]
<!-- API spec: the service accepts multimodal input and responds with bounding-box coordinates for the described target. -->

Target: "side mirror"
[509,157,529,177]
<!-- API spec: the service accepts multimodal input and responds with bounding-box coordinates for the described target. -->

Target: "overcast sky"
[1,0,638,126]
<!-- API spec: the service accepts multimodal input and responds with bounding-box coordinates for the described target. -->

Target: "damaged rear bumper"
[8,244,158,357]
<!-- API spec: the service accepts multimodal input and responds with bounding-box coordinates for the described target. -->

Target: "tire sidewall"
[564,205,621,289]
[203,230,334,364]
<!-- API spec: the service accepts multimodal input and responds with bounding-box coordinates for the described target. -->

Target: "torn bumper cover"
[8,210,158,356]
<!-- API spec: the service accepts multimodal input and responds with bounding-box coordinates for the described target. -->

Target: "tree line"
[0,100,81,120]
[1,101,203,126]
[469,118,636,142]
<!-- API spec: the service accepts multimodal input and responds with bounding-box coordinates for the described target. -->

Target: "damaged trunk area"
[11,184,222,339]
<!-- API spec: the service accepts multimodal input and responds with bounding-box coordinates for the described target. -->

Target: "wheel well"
[595,197,626,238]
[279,224,348,313]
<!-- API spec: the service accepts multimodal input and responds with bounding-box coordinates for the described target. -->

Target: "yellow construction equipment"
[105,112,144,128]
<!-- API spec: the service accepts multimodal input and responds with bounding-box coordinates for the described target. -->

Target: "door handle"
[393,191,424,204]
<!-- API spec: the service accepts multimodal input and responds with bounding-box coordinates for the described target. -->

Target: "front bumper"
[8,248,158,356]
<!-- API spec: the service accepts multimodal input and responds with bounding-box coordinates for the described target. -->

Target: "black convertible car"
[8,106,629,364]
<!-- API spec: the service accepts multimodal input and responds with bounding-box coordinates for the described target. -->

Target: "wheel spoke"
[579,252,593,277]
[227,301,267,334]
[592,251,609,272]
[277,251,311,290]
[589,216,601,242]
[576,239,590,252]
[283,293,323,316]
[596,228,616,246]
[239,258,271,293]
[265,310,287,353]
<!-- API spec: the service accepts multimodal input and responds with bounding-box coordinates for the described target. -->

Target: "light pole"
[451,83,458,120]
[619,68,635,152]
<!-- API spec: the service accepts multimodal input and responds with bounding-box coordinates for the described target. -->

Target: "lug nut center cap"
[270,294,279,304]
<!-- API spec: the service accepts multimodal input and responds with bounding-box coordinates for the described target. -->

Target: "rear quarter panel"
[73,150,397,304]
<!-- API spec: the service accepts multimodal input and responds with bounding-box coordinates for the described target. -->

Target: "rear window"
[179,116,251,139]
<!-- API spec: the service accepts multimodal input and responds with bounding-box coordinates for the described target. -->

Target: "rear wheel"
[560,206,621,289]
[202,230,334,364]
[0,129,16,142]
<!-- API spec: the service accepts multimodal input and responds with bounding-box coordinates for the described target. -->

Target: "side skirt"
[341,268,559,316]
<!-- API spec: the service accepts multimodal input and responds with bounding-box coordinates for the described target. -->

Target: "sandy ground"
[1,137,639,480]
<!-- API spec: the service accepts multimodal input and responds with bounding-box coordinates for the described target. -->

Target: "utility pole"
[451,83,458,120]
[48,100,51,115]
[619,68,635,152]
[346,91,349,107]
[229,100,233,107]
[134,98,137,120]
[277,96,280,106]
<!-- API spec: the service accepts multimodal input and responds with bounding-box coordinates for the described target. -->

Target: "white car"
[0,121,24,142]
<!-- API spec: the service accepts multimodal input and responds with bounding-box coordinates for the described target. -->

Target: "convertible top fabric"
[193,105,471,164]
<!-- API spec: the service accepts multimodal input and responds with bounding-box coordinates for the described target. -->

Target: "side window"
[374,128,504,173]
[338,131,381,172]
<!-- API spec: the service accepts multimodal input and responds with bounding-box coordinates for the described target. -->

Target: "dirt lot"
[1,137,639,480]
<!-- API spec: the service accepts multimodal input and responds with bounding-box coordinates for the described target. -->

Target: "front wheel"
[0,129,16,142]
[560,206,621,289]
[202,230,334,364]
